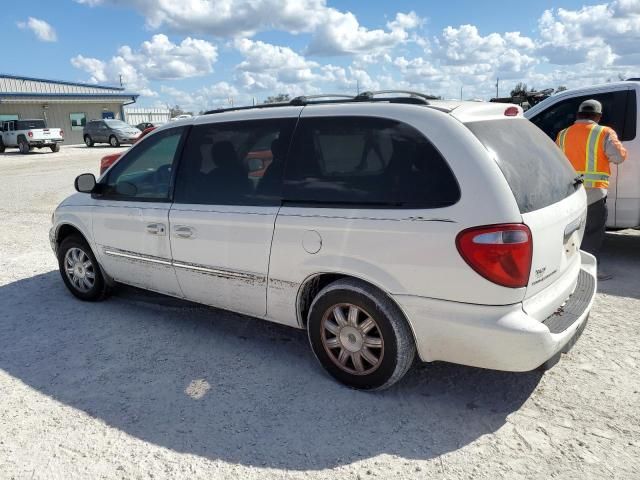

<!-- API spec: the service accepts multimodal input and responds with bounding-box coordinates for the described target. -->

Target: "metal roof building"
[0,74,139,145]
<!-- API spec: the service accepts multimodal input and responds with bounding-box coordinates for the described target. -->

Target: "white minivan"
[50,93,597,390]
[525,80,639,228]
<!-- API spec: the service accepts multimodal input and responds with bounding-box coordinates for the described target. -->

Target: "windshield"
[466,118,579,214]
[104,120,132,129]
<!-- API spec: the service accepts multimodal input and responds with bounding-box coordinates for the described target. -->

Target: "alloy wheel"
[64,247,96,293]
[320,303,384,375]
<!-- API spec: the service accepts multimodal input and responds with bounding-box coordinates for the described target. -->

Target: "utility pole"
[460,85,463,100]
[495,77,499,98]
[119,74,123,87]
[356,79,360,95]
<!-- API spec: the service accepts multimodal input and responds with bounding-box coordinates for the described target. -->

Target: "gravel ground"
[0,145,639,479]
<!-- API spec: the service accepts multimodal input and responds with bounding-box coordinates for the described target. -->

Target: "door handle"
[174,226,193,238]
[146,223,166,235]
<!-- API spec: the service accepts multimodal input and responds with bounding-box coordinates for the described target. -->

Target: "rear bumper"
[394,251,597,371]
[30,139,63,146]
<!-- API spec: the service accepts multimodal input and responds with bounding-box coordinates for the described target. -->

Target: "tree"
[510,82,529,97]
[556,85,568,92]
[263,93,291,104]
[169,105,193,117]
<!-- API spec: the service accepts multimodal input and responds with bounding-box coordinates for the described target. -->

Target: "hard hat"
[578,99,603,114]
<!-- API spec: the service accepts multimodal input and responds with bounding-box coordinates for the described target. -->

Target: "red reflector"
[60,129,64,137]
[504,106,520,117]
[456,224,532,288]
[28,131,33,137]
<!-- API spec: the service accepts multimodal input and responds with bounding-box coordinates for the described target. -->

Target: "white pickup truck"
[0,119,64,154]
[525,80,639,228]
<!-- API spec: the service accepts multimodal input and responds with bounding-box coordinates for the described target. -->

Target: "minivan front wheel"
[58,235,109,301]
[109,135,120,147]
[307,279,416,390]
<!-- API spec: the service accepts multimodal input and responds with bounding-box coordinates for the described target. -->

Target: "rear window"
[17,120,45,129]
[466,118,578,214]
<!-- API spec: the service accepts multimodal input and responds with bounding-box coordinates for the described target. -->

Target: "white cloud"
[308,10,421,55]
[537,1,640,67]
[71,34,217,94]
[160,82,240,111]
[76,0,420,56]
[16,17,57,42]
[75,0,640,105]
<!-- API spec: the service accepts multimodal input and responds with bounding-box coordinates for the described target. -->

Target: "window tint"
[283,116,459,208]
[530,90,635,141]
[102,127,184,201]
[17,120,45,129]
[104,119,130,129]
[467,119,579,214]
[174,118,296,206]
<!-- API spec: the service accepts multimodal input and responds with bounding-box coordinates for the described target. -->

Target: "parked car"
[83,119,140,147]
[525,80,639,228]
[170,114,192,121]
[0,119,63,154]
[99,126,157,175]
[136,122,160,131]
[50,93,597,390]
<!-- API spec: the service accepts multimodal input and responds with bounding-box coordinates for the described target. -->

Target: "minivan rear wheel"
[307,278,415,390]
[58,235,110,301]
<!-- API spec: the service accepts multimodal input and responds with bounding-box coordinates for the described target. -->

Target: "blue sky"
[3,0,638,110]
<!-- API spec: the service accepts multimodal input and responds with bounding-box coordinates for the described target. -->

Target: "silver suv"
[83,119,140,147]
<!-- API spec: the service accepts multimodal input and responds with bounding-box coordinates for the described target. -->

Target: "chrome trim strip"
[103,247,261,281]
[173,261,257,280]
[104,248,172,266]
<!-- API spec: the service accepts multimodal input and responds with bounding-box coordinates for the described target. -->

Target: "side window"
[102,128,184,201]
[283,116,460,208]
[174,118,296,206]
[530,90,633,141]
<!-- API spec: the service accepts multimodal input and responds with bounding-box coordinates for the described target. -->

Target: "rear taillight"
[60,129,64,137]
[456,224,532,288]
[28,131,33,138]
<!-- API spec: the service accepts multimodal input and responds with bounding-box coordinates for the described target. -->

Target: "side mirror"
[74,173,96,193]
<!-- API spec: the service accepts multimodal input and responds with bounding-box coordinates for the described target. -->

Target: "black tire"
[307,278,416,390]
[18,138,30,154]
[109,135,120,147]
[57,235,110,301]
[0,139,5,153]
[51,143,60,153]
[84,135,94,147]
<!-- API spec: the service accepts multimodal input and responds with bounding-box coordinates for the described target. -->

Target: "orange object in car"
[99,126,156,175]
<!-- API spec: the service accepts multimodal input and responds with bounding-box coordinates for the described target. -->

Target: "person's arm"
[604,128,628,164]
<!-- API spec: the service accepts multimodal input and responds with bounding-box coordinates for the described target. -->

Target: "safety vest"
[556,123,611,189]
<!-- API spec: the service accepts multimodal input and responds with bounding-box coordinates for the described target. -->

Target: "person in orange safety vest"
[556,99,627,280]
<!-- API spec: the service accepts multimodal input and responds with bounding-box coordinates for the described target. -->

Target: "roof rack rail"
[290,94,355,106]
[203,102,290,115]
[355,90,437,104]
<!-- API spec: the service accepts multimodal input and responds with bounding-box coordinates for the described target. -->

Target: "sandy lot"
[0,145,639,479]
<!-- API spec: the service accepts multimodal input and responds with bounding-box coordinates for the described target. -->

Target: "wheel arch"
[55,222,113,286]
[296,272,419,348]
